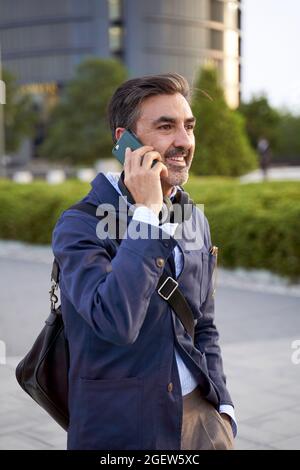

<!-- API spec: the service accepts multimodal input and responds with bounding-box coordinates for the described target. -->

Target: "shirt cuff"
[132,205,159,227]
[219,404,237,437]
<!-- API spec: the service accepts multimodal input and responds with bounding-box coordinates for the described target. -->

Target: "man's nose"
[173,126,193,149]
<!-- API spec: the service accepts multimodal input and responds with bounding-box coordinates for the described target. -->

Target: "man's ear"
[115,127,126,141]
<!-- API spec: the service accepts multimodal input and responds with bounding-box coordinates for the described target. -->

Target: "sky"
[242,0,300,113]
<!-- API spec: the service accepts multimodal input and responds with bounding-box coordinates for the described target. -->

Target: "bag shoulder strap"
[52,201,195,341]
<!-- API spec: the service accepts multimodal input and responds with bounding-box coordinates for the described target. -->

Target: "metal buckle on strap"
[158,276,178,301]
[49,280,59,309]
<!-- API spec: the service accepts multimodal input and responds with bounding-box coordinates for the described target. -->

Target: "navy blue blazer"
[52,173,233,450]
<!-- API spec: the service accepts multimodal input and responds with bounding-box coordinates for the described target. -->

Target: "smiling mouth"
[165,155,187,167]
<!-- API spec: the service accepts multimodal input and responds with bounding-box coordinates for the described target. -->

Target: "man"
[52,73,236,450]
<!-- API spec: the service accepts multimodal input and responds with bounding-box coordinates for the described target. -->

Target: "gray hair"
[107,72,191,143]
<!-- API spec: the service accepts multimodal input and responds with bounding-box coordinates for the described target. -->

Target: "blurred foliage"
[40,58,127,165]
[238,95,281,150]
[0,177,299,281]
[239,96,300,164]
[274,112,300,164]
[186,176,300,281]
[191,66,257,176]
[0,179,88,244]
[2,68,37,154]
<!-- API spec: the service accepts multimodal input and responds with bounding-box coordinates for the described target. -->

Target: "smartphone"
[112,130,143,165]
[112,129,158,167]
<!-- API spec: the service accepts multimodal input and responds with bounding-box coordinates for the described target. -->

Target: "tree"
[238,95,281,150]
[273,112,300,164]
[2,68,37,154]
[40,58,128,165]
[191,66,257,176]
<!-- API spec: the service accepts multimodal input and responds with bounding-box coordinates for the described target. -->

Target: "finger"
[131,145,154,169]
[151,161,168,178]
[141,151,162,169]
[124,147,132,173]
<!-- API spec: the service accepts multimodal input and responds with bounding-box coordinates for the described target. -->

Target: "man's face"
[135,93,195,188]
[117,93,196,190]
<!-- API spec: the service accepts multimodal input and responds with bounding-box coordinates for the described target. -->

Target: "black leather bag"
[15,301,69,431]
[15,201,196,431]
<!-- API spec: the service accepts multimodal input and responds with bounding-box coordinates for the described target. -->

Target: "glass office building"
[0,0,241,110]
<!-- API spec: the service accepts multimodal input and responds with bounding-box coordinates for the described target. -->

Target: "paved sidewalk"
[0,358,66,450]
[221,337,300,449]
[240,165,300,183]
[1,242,300,450]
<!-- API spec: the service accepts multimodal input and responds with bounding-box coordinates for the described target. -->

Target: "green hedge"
[0,179,89,245]
[0,178,299,281]
[186,177,300,281]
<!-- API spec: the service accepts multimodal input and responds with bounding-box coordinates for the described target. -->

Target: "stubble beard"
[164,165,189,187]
[162,147,193,188]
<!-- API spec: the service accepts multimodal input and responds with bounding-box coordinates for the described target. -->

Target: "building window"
[210,29,223,50]
[210,0,224,23]
[108,0,123,57]
[108,0,122,23]
[109,26,122,52]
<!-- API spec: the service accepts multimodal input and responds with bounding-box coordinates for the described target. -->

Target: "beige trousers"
[180,386,234,450]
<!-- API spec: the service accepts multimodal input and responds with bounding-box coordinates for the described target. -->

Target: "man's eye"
[159,124,172,130]
[186,125,195,130]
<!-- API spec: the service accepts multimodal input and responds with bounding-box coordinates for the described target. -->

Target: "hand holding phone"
[123,146,168,216]
[112,130,168,216]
